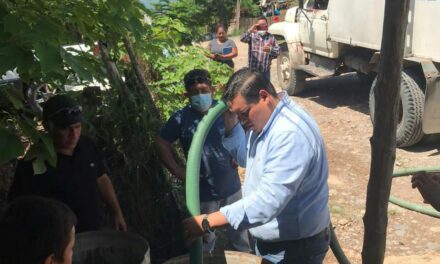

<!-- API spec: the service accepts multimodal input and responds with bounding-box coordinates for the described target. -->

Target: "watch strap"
[202,214,213,233]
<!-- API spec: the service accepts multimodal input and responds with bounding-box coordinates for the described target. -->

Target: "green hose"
[186,101,228,264]
[330,223,351,264]
[390,167,440,218]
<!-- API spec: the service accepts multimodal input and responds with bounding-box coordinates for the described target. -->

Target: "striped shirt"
[240,31,280,73]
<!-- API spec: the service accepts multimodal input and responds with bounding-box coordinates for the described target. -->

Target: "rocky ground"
[220,36,440,263]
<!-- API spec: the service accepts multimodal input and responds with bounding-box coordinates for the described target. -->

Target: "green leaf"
[26,138,57,175]
[34,43,63,74]
[0,128,24,165]
[17,117,40,142]
[2,13,30,38]
[40,133,56,166]
[33,17,62,41]
[60,49,93,81]
[0,46,33,75]
[32,158,47,175]
[3,86,25,110]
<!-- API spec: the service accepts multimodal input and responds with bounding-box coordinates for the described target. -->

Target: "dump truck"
[269,0,440,147]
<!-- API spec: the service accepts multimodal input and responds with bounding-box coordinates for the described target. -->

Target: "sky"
[139,0,159,8]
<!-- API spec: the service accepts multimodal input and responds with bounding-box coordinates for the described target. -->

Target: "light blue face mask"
[190,93,212,113]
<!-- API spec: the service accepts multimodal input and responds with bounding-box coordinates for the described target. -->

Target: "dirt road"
[230,36,440,263]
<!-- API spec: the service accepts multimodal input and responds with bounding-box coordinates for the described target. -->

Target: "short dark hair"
[183,69,212,91]
[0,196,77,264]
[222,68,277,104]
[257,17,268,23]
[215,24,227,33]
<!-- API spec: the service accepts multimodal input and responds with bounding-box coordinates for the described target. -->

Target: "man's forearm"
[240,31,252,43]
[97,174,123,216]
[207,211,229,229]
[270,42,281,58]
[156,137,184,177]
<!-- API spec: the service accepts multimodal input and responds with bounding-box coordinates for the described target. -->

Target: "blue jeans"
[254,227,330,263]
[200,190,251,253]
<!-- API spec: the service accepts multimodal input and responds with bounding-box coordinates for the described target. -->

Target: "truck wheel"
[369,71,425,147]
[277,51,306,95]
[357,72,376,85]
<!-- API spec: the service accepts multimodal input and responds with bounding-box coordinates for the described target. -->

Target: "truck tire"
[357,71,375,85]
[369,71,425,147]
[277,51,306,95]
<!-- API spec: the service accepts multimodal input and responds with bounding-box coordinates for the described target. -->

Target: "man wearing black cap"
[8,95,127,233]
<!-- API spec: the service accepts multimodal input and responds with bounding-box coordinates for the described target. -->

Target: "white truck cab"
[269,0,440,147]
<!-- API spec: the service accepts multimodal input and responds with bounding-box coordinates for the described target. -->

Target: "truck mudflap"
[423,70,440,134]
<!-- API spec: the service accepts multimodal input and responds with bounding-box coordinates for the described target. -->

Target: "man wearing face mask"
[156,69,251,253]
[241,17,280,81]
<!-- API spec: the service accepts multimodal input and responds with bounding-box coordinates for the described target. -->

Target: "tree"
[362,0,410,263]
[0,0,192,261]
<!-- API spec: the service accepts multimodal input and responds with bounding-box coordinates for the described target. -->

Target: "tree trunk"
[98,41,127,99]
[362,0,410,263]
[122,35,161,121]
[229,0,241,32]
[235,0,240,30]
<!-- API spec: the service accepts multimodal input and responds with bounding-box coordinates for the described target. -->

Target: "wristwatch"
[201,214,214,233]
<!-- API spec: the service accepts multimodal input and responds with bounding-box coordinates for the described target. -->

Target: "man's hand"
[97,174,127,231]
[208,53,221,60]
[223,109,238,137]
[113,212,127,231]
[182,215,205,246]
[412,171,440,211]
[263,46,271,53]
[248,23,259,33]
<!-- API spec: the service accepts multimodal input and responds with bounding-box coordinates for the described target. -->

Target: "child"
[0,196,77,264]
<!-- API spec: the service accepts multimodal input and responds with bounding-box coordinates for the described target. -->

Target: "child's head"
[0,196,77,264]
[183,69,214,113]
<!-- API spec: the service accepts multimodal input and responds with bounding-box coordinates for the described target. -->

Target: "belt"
[256,227,329,245]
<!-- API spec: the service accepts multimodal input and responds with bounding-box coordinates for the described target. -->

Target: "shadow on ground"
[296,73,371,115]
[295,72,440,152]
[403,134,440,154]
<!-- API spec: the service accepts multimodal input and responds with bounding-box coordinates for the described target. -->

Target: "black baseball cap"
[42,95,82,128]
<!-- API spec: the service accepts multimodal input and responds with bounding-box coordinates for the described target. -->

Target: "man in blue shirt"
[184,68,330,263]
[156,69,250,253]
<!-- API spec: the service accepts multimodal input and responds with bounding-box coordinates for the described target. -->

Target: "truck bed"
[327,0,440,63]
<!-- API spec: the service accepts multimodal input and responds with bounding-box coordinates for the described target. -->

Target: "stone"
[338,218,349,226]
[429,227,440,233]
[427,243,440,251]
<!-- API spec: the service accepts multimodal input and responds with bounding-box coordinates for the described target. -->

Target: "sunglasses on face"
[238,105,252,121]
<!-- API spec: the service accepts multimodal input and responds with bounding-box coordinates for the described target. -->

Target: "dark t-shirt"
[159,102,241,202]
[8,136,106,233]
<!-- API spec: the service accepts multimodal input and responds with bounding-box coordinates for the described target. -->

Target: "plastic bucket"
[73,230,150,264]
[163,250,262,264]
